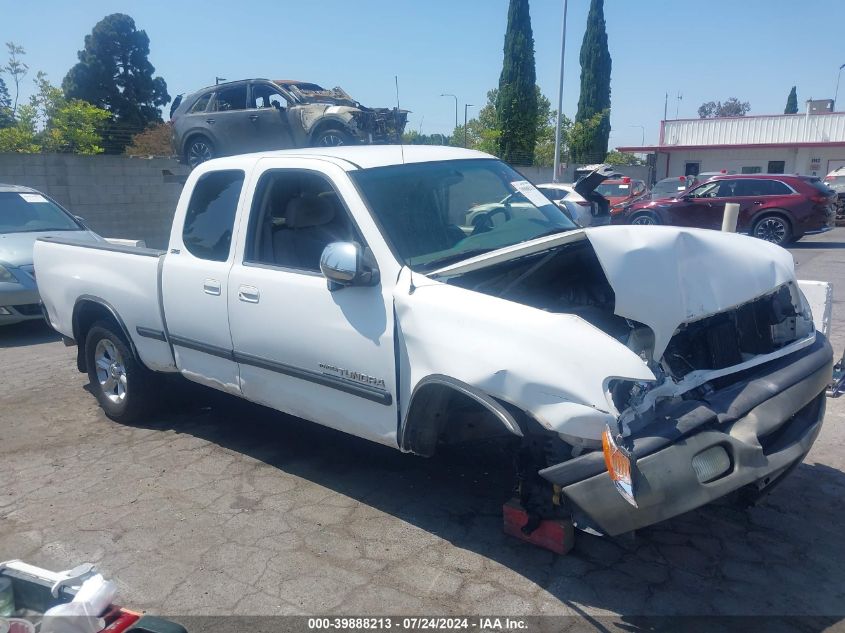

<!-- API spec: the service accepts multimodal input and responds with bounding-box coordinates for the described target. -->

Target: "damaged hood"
[433,225,797,359]
[584,226,796,357]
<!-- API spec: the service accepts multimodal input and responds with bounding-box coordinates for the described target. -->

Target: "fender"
[71,295,142,372]
[399,374,523,456]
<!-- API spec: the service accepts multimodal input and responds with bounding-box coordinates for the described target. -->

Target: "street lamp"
[835,64,845,111]
[440,94,458,131]
[464,104,476,148]
[553,0,569,182]
[629,125,645,146]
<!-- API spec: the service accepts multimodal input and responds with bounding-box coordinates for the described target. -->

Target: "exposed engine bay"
[445,238,814,418]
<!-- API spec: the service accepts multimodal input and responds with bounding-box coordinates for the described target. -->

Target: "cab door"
[245,82,296,151]
[668,179,733,229]
[226,158,399,447]
[160,167,247,393]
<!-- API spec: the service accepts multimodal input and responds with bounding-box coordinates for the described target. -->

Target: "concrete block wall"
[0,153,190,249]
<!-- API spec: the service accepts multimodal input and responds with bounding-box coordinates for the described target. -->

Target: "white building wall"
[663,112,845,146]
[662,146,845,178]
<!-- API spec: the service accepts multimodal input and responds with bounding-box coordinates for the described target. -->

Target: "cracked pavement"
[1,230,845,620]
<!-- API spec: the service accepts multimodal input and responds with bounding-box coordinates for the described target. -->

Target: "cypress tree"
[784,86,798,114]
[495,0,538,165]
[574,0,612,163]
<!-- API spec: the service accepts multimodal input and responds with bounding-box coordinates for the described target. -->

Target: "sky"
[3,0,845,149]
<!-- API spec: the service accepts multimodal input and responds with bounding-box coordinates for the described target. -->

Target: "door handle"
[205,118,216,125]
[238,285,260,303]
[203,279,221,296]
[249,114,259,122]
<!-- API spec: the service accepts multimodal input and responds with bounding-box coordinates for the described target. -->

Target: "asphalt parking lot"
[2,230,845,621]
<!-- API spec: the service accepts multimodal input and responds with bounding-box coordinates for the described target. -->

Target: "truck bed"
[34,237,176,372]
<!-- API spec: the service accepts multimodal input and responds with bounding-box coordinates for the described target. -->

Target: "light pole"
[464,104,476,148]
[441,94,458,131]
[629,125,645,146]
[835,64,845,111]
[552,0,569,182]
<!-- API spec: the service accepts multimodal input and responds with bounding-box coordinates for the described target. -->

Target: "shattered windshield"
[350,159,576,272]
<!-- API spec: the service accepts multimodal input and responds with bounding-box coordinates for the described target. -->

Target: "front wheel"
[314,128,354,147]
[630,212,659,226]
[752,214,792,246]
[85,322,155,423]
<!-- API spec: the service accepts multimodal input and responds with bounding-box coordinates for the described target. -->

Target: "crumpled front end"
[413,226,833,534]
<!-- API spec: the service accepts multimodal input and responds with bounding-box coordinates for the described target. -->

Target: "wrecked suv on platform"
[35,146,833,537]
[171,79,408,167]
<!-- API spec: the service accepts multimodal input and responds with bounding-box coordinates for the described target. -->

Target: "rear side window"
[188,93,212,113]
[182,170,244,261]
[766,180,792,195]
[213,85,247,111]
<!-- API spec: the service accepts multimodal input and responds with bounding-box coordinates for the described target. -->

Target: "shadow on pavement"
[791,241,845,250]
[0,319,61,348]
[123,379,845,621]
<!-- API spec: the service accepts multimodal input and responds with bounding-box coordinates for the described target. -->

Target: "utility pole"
[440,93,458,130]
[464,104,476,148]
[835,64,845,111]
[675,92,683,119]
[552,0,569,182]
[215,76,226,85]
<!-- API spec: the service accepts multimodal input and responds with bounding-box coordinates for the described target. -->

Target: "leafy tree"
[698,97,751,118]
[4,42,28,116]
[605,150,644,166]
[574,0,612,164]
[0,76,13,128]
[495,0,538,165]
[785,86,798,114]
[568,110,609,165]
[401,130,450,145]
[0,105,38,152]
[125,121,176,156]
[63,13,169,148]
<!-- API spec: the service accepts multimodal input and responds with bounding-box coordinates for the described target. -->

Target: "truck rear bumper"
[540,334,833,536]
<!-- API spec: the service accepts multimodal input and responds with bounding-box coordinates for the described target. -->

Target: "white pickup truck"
[35,146,833,537]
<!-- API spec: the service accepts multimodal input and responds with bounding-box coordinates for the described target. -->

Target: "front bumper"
[0,284,42,325]
[540,334,833,536]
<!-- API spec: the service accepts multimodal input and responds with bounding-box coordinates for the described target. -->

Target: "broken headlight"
[606,378,655,415]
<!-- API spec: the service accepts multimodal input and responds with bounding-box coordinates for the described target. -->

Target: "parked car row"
[611,174,836,245]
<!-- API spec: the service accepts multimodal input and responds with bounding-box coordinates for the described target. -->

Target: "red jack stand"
[502,498,575,555]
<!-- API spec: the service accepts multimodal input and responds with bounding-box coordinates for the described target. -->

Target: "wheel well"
[182,132,212,157]
[310,120,352,144]
[72,299,135,373]
[751,209,792,229]
[400,379,523,457]
[631,210,659,223]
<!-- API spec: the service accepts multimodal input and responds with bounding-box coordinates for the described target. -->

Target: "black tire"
[630,211,660,226]
[752,214,793,246]
[313,127,354,147]
[85,321,155,424]
[185,135,214,168]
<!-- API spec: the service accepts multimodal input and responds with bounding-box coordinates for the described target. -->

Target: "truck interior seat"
[273,194,341,270]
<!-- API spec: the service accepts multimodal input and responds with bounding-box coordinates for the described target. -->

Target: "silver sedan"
[0,184,100,325]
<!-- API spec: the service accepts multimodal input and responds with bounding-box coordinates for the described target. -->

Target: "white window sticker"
[618,184,630,190]
[677,186,686,191]
[19,193,48,203]
[511,180,551,207]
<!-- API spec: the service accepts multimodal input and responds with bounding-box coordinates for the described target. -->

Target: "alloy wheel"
[94,339,127,404]
[319,134,346,147]
[188,141,213,167]
[631,214,656,226]
[754,217,787,244]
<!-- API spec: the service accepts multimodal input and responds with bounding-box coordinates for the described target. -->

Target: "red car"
[611,174,836,245]
[595,177,649,212]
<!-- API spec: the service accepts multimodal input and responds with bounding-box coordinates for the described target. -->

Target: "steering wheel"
[471,206,512,235]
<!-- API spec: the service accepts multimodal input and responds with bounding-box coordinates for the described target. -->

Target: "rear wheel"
[186,135,214,168]
[630,211,659,226]
[85,322,155,423]
[752,214,792,246]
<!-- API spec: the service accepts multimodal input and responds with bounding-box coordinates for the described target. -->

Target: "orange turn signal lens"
[602,425,638,507]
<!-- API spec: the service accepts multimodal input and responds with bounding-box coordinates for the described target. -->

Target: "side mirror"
[320,242,380,291]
